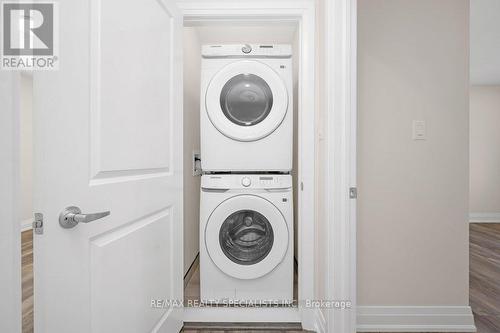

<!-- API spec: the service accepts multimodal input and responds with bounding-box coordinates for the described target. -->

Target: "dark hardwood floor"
[182,322,306,332]
[21,224,500,332]
[181,327,307,332]
[470,223,500,333]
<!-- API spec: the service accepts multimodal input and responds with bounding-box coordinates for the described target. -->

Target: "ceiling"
[470,0,500,85]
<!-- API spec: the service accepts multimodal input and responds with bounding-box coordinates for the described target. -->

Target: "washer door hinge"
[33,213,44,235]
[349,187,357,199]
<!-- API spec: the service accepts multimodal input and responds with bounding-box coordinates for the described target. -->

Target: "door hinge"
[349,187,357,199]
[33,213,43,234]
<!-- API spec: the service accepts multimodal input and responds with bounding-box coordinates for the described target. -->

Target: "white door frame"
[323,0,357,332]
[0,72,22,333]
[2,0,356,331]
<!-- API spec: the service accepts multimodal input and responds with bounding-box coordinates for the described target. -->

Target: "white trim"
[21,218,33,232]
[356,306,476,332]
[314,309,327,333]
[179,1,317,330]
[469,212,500,223]
[324,0,357,332]
[183,307,301,323]
[0,72,22,333]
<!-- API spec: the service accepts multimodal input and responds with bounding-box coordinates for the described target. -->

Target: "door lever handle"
[59,206,110,229]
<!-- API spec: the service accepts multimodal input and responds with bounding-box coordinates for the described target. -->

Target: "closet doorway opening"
[179,2,317,329]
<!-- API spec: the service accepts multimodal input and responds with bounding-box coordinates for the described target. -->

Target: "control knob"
[241,177,251,187]
[241,44,252,54]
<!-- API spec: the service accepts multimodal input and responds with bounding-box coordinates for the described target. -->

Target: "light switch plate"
[412,120,426,140]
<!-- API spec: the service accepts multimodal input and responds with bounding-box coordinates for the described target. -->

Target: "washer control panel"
[202,174,292,190]
[258,176,280,186]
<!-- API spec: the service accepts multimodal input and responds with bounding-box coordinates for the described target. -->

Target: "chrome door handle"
[59,206,110,229]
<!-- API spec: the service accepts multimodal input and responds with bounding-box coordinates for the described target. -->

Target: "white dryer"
[200,174,293,303]
[200,44,293,172]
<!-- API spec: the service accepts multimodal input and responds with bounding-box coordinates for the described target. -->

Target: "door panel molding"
[89,0,176,182]
[90,207,174,332]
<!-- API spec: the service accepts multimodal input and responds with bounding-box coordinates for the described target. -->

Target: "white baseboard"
[313,308,326,333]
[183,307,301,323]
[469,212,500,223]
[357,306,476,332]
[21,219,32,232]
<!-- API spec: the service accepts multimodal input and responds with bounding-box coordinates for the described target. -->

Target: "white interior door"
[32,0,183,332]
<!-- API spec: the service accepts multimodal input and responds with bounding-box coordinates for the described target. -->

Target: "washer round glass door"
[205,195,289,280]
[205,60,288,142]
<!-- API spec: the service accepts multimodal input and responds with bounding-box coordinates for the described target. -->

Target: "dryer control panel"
[201,174,292,190]
[202,44,292,58]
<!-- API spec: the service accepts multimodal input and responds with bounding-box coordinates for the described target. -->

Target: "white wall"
[194,25,296,44]
[357,0,469,307]
[470,86,500,215]
[20,73,33,228]
[470,0,500,85]
[183,27,202,275]
[0,73,22,333]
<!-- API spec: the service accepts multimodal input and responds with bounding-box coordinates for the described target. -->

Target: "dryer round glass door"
[220,74,273,127]
[205,195,289,280]
[205,60,288,142]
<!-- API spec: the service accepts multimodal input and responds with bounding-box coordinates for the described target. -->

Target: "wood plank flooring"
[182,322,305,332]
[470,223,500,333]
[21,224,500,332]
[22,230,33,333]
[181,328,307,333]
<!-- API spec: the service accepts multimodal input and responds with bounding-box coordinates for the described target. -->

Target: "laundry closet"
[182,23,300,309]
[3,0,357,330]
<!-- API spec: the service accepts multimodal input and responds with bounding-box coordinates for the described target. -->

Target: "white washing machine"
[200,174,293,303]
[200,44,293,172]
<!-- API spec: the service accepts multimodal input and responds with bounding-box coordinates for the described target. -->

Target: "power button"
[241,177,251,187]
[241,44,252,54]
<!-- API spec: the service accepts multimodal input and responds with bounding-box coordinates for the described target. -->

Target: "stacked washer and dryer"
[199,44,294,304]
